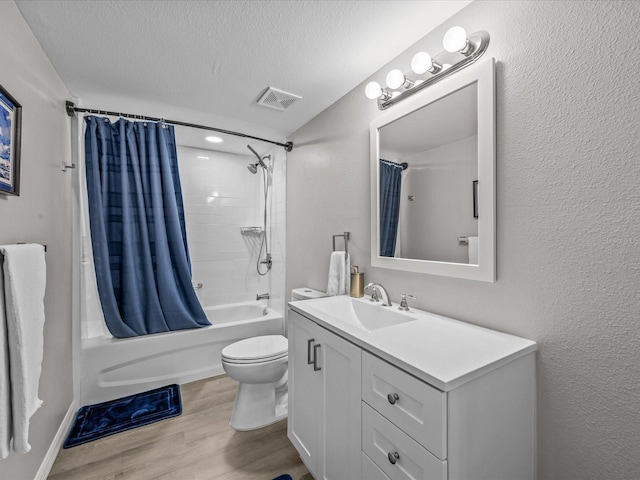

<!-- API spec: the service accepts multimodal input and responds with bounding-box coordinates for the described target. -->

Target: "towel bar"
[332,232,350,257]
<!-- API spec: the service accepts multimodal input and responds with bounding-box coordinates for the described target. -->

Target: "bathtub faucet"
[256,293,270,300]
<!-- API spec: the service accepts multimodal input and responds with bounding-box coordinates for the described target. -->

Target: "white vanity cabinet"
[361,351,535,480]
[287,309,362,480]
[288,297,536,480]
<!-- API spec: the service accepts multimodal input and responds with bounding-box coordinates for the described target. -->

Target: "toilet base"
[230,382,288,431]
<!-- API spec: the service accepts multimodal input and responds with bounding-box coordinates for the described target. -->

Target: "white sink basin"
[300,296,416,332]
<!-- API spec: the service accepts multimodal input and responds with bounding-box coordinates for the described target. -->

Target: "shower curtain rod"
[65,101,293,152]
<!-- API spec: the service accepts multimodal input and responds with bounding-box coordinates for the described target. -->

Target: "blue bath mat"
[63,384,182,448]
[272,476,293,480]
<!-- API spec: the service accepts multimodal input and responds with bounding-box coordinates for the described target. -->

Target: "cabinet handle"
[307,338,315,365]
[387,393,399,405]
[313,343,321,371]
[387,451,400,465]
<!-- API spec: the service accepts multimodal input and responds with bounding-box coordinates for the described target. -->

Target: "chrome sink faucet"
[398,293,416,311]
[364,283,392,307]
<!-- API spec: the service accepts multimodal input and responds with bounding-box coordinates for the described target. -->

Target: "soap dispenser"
[350,266,364,298]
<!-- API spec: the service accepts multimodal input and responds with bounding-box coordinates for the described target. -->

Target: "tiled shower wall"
[178,146,286,315]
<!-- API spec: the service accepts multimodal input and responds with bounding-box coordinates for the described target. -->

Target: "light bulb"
[443,26,468,53]
[386,69,406,90]
[411,52,433,75]
[365,81,382,100]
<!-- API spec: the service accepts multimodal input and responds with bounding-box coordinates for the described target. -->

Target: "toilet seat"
[222,335,288,364]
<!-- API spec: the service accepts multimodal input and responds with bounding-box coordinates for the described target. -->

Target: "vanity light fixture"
[365,81,391,101]
[411,52,442,75]
[365,26,490,110]
[443,26,473,55]
[386,69,415,90]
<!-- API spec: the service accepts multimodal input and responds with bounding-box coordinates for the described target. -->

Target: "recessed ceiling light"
[205,136,223,143]
[197,155,210,160]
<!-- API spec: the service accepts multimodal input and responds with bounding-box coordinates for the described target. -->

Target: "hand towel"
[327,251,350,296]
[0,244,46,455]
[0,261,11,459]
[468,236,479,265]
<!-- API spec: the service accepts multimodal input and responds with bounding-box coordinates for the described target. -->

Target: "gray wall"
[0,2,72,479]
[400,136,478,263]
[287,1,640,479]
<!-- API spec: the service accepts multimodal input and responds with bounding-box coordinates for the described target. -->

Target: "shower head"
[247,144,267,169]
[247,163,258,174]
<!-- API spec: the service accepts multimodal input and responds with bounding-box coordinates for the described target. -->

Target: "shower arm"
[247,144,268,168]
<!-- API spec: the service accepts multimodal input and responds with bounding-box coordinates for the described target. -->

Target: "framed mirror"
[370,58,495,282]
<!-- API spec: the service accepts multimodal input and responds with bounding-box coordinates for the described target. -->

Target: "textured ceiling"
[15,0,471,152]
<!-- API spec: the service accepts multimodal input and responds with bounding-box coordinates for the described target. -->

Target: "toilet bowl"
[222,335,288,431]
[222,287,328,431]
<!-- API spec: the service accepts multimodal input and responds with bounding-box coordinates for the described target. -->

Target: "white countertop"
[289,296,537,391]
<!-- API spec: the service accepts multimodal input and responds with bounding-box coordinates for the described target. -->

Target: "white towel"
[0,261,11,459]
[0,244,46,456]
[327,251,351,296]
[468,236,479,265]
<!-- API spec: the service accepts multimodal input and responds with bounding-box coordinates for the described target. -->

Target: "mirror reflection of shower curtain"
[379,159,403,257]
[84,116,210,338]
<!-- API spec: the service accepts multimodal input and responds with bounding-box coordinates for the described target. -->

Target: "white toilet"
[221,287,327,431]
[291,287,329,302]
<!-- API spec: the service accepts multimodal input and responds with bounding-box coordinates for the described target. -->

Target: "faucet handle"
[398,293,416,311]
[364,283,380,302]
[370,288,380,302]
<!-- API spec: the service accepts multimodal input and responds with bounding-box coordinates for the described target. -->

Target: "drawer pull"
[387,451,400,465]
[307,338,315,365]
[387,393,399,405]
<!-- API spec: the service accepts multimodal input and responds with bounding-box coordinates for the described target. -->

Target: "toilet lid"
[222,335,288,363]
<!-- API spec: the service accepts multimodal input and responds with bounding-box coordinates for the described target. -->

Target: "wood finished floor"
[48,375,312,480]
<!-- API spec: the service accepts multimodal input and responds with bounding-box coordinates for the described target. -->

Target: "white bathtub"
[80,302,284,405]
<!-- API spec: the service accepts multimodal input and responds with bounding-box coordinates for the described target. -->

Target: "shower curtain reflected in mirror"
[379,159,403,257]
[84,116,209,338]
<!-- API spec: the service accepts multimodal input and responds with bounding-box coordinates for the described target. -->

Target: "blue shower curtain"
[379,159,403,257]
[85,116,210,338]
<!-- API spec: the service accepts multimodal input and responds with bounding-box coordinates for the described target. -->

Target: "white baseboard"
[34,401,78,480]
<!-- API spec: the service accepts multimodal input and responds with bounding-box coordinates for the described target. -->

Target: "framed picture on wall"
[0,83,22,196]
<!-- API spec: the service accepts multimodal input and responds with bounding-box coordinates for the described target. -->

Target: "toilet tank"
[291,287,328,302]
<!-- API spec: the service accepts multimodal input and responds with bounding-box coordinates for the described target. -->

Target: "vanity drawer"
[362,452,391,480]
[362,352,447,459]
[363,403,447,480]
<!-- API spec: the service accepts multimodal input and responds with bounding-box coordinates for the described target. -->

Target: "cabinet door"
[316,324,362,480]
[287,310,320,475]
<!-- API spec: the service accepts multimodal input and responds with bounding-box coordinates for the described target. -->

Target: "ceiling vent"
[257,87,301,111]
